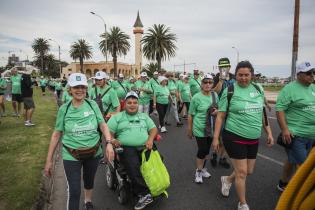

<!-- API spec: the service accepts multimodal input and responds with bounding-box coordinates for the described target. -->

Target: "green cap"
[218,57,231,67]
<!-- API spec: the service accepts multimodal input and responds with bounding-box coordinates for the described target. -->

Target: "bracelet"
[106,140,112,145]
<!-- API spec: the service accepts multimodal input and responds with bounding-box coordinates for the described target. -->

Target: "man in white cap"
[189,69,202,97]
[276,61,315,192]
[111,73,128,110]
[39,76,48,96]
[135,72,153,114]
[148,71,160,115]
[89,71,120,117]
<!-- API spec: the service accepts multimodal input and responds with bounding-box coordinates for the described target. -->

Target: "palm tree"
[69,39,93,73]
[32,38,50,73]
[144,62,158,77]
[99,26,130,77]
[142,24,177,71]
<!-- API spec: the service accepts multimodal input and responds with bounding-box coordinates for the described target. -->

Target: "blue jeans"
[286,136,314,164]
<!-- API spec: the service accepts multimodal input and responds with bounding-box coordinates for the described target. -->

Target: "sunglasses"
[305,71,315,76]
[202,81,213,84]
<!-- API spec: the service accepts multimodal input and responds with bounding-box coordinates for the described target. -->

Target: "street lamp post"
[48,39,62,77]
[90,11,108,63]
[232,46,239,64]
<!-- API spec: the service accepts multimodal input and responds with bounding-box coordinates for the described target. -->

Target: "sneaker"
[176,122,183,127]
[211,153,217,167]
[12,112,18,117]
[134,194,153,210]
[219,158,231,169]
[201,168,211,178]
[238,202,250,210]
[25,121,35,126]
[221,176,232,197]
[277,180,288,192]
[195,169,203,184]
[84,201,94,210]
[160,126,167,133]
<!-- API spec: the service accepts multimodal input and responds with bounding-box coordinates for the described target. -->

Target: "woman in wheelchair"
[107,91,158,210]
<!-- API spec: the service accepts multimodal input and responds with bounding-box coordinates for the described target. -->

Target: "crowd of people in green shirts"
[40,58,314,210]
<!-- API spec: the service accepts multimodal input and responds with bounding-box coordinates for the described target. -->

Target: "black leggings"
[195,136,212,159]
[156,103,168,127]
[63,157,100,210]
[178,102,190,114]
[41,86,46,93]
[56,90,61,99]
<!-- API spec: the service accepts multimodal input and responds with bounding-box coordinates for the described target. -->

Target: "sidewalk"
[265,91,279,104]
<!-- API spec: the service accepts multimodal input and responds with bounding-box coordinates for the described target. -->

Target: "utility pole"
[291,0,300,81]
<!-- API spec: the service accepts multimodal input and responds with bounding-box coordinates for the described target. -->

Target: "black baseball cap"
[218,57,231,67]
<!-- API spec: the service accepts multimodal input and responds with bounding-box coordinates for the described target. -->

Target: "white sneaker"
[238,202,250,210]
[201,168,211,178]
[195,169,203,184]
[221,176,232,197]
[25,121,31,126]
[160,126,167,133]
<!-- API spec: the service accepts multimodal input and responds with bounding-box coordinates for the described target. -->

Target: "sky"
[0,0,314,77]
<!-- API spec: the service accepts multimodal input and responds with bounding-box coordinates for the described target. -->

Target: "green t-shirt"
[179,82,191,102]
[276,81,315,139]
[149,78,160,94]
[0,78,7,94]
[126,82,136,91]
[189,78,201,96]
[55,82,62,91]
[218,83,265,139]
[176,80,183,91]
[55,100,105,161]
[62,89,72,104]
[154,85,170,104]
[107,111,156,146]
[89,86,120,113]
[111,80,128,99]
[135,80,152,105]
[10,74,22,94]
[167,79,177,100]
[39,79,47,87]
[189,92,218,137]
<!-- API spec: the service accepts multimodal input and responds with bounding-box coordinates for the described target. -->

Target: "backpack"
[204,91,218,137]
[226,83,268,126]
[140,149,170,197]
[94,86,112,115]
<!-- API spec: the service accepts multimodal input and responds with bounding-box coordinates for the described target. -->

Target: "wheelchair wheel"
[105,163,115,189]
[118,186,128,204]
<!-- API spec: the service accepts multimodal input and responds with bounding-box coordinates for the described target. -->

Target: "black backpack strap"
[94,86,98,98]
[225,84,234,121]
[118,81,127,93]
[194,79,201,87]
[63,101,72,126]
[84,99,103,139]
[210,91,217,107]
[101,87,112,98]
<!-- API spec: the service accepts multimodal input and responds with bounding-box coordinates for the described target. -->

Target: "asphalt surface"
[79,105,286,210]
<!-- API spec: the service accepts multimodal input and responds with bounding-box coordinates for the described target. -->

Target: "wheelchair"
[104,138,164,205]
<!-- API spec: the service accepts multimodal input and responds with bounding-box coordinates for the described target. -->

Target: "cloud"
[0,0,314,77]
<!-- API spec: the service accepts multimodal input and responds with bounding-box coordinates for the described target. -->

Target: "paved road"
[79,105,286,210]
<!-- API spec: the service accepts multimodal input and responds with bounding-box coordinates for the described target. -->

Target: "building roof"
[133,11,143,28]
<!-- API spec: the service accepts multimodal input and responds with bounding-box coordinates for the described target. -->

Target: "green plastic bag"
[140,149,170,197]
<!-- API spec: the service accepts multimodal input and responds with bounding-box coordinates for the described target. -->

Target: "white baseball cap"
[118,73,124,78]
[140,72,148,77]
[41,76,44,79]
[202,73,213,80]
[158,76,168,83]
[125,91,139,99]
[296,61,315,74]
[95,71,107,80]
[153,71,159,75]
[179,73,184,78]
[68,73,88,87]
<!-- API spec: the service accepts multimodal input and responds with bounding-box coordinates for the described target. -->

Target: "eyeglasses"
[202,81,213,84]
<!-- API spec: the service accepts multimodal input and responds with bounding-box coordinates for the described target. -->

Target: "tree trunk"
[157,57,161,72]
[41,55,44,74]
[113,51,117,78]
[80,57,84,73]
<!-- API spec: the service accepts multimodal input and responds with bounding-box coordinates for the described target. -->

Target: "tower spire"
[133,10,143,28]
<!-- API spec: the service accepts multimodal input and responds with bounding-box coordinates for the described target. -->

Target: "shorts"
[41,86,46,92]
[23,97,35,109]
[195,136,212,159]
[286,136,314,164]
[12,94,23,103]
[222,129,259,159]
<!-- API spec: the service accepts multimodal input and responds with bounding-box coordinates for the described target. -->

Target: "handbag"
[277,133,292,149]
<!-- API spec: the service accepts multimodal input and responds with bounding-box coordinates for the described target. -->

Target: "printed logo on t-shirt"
[83,111,94,117]
[249,92,259,98]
